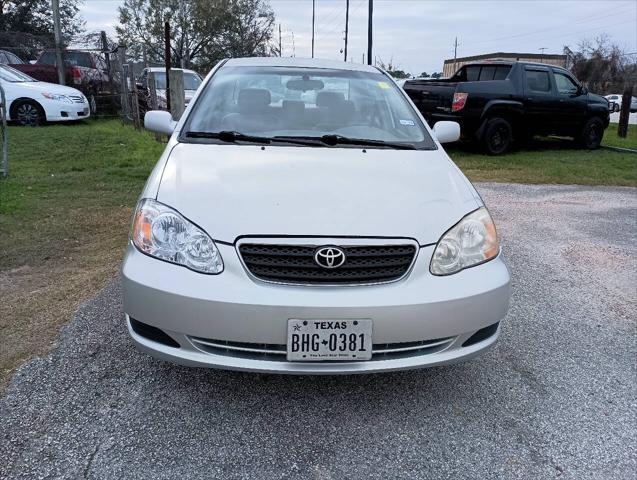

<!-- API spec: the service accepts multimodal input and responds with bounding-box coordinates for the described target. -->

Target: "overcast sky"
[81,0,637,75]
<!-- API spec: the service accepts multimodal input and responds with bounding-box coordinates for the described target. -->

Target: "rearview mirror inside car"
[433,121,461,144]
[144,110,177,135]
[286,78,325,92]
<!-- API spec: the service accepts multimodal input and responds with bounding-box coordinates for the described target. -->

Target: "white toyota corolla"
[0,64,90,125]
[123,57,510,374]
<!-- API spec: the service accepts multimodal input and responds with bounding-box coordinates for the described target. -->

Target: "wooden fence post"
[148,72,162,141]
[169,69,185,121]
[130,67,140,129]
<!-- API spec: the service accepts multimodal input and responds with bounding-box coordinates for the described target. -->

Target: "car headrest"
[316,91,345,108]
[238,88,271,113]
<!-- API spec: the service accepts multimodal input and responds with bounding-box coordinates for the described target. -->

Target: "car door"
[523,67,556,135]
[551,69,587,135]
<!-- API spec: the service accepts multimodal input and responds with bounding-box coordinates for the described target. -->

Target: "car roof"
[146,67,199,74]
[223,57,380,73]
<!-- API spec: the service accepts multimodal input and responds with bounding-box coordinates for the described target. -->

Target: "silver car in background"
[122,57,510,374]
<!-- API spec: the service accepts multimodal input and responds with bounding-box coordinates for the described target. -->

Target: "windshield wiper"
[275,134,418,150]
[184,131,272,144]
[185,131,321,147]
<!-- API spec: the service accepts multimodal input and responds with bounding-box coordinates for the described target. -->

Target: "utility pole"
[367,0,373,65]
[164,21,171,112]
[618,84,634,138]
[291,31,296,57]
[344,0,350,62]
[453,37,458,73]
[311,0,316,58]
[539,47,547,63]
[51,0,65,85]
[279,24,282,57]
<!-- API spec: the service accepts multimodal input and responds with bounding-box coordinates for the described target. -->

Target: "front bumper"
[122,240,510,374]
[45,100,90,122]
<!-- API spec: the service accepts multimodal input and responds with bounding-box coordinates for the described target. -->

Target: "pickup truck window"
[525,70,551,92]
[454,65,511,82]
[39,51,93,68]
[554,72,578,95]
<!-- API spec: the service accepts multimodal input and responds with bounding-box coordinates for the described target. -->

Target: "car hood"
[14,80,83,97]
[156,143,480,245]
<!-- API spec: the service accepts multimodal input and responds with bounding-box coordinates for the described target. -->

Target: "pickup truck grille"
[239,243,417,285]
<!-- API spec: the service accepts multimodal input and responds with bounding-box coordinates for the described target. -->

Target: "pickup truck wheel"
[482,118,512,155]
[13,100,44,126]
[577,117,604,149]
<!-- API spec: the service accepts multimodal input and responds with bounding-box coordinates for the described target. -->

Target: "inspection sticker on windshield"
[399,119,415,126]
[377,81,391,89]
[287,319,372,361]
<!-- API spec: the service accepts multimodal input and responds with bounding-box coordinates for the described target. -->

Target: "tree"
[564,34,636,94]
[0,0,85,59]
[430,72,442,79]
[116,0,275,71]
[419,72,429,78]
[376,57,411,79]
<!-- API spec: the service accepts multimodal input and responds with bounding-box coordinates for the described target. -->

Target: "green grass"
[1,119,163,265]
[0,119,163,392]
[447,132,637,186]
[602,124,637,150]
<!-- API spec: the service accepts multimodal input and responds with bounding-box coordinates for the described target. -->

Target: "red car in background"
[9,49,111,114]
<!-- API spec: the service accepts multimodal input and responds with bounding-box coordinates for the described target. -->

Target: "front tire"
[13,100,44,126]
[577,117,604,149]
[482,117,512,155]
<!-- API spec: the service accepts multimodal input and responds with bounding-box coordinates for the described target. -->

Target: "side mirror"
[144,110,176,135]
[433,121,460,144]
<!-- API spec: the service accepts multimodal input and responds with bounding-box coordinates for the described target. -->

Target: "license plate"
[287,319,372,361]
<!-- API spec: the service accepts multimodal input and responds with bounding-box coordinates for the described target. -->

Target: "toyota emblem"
[314,246,346,269]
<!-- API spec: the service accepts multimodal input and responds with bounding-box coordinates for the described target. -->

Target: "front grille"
[189,336,454,361]
[68,95,85,104]
[239,243,417,285]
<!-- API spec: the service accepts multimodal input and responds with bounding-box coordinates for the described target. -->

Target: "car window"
[39,51,93,68]
[525,70,551,92]
[478,66,497,81]
[7,52,23,64]
[554,72,579,95]
[454,65,510,82]
[465,66,480,81]
[0,52,8,64]
[184,66,434,148]
[0,64,36,82]
[493,66,511,80]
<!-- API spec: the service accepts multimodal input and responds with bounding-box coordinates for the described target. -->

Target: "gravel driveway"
[1,183,636,479]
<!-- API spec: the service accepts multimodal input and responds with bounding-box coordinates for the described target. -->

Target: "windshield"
[154,72,202,90]
[0,64,36,82]
[39,51,93,68]
[183,66,434,148]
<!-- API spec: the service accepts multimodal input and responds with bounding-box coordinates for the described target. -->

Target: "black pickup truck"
[403,61,610,154]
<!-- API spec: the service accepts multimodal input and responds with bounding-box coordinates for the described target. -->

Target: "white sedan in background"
[0,64,90,125]
[605,94,637,113]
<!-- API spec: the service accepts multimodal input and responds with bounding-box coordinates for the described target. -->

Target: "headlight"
[131,199,223,274]
[41,92,72,103]
[430,207,499,276]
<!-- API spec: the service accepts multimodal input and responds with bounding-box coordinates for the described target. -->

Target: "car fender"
[476,100,524,138]
[8,96,46,121]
